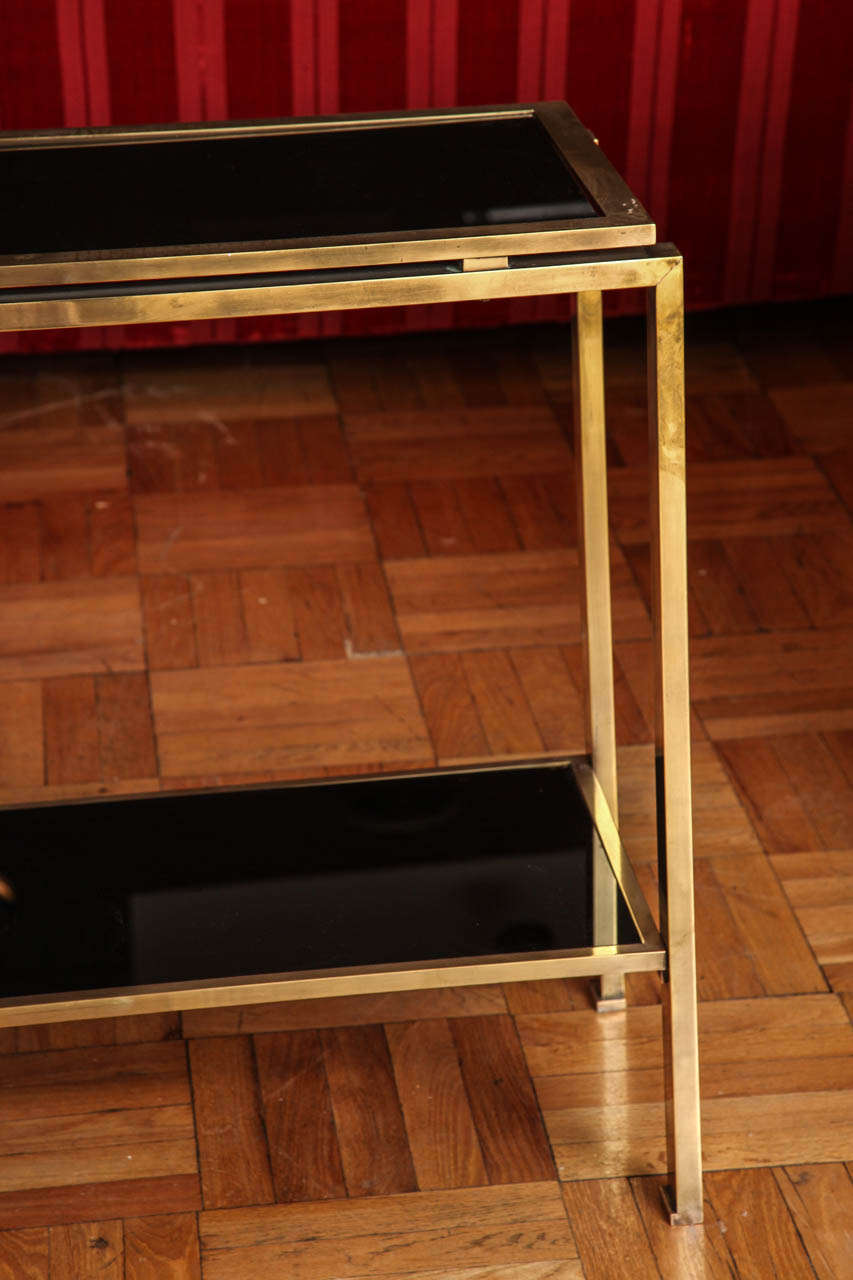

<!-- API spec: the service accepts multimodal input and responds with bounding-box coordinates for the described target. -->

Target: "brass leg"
[647,259,703,1225]
[572,291,625,1012]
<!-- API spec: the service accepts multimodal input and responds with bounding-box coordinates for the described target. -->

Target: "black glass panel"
[0,765,638,1000]
[0,117,597,256]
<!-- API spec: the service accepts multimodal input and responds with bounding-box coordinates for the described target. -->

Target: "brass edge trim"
[0,102,538,149]
[0,224,657,288]
[571,759,665,951]
[0,944,666,1029]
[0,253,677,334]
[535,102,654,227]
[0,754,575,814]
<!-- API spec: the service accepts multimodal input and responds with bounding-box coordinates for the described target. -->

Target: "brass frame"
[0,104,702,1224]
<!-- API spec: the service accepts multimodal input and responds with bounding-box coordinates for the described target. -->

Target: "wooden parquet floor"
[0,300,850,1277]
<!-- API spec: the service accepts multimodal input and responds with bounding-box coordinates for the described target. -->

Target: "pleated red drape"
[1,0,849,352]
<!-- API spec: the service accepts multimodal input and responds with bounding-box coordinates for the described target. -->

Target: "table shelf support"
[572,290,625,1011]
[647,258,703,1226]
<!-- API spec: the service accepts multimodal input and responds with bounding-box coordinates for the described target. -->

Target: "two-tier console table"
[0,102,702,1224]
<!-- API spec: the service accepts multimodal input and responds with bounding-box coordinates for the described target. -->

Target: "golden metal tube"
[572,291,625,1009]
[647,258,703,1225]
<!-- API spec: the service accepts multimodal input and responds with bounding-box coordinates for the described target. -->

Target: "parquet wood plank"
[455,478,520,553]
[0,424,126,502]
[95,672,158,781]
[129,420,221,494]
[828,729,853,785]
[704,1167,817,1279]
[686,391,793,460]
[451,1015,554,1184]
[0,1108,195,1193]
[151,657,432,775]
[214,421,264,489]
[560,1180,659,1280]
[49,1221,123,1279]
[336,563,401,656]
[771,851,853,971]
[616,740,764,861]
[0,578,144,679]
[0,1044,189,1120]
[724,534,811,629]
[200,1180,567,1249]
[285,566,349,659]
[247,420,308,487]
[181,986,506,1039]
[410,480,477,557]
[386,1019,488,1191]
[0,1228,47,1279]
[140,575,198,671]
[696,687,853,740]
[0,681,42,787]
[199,1182,576,1279]
[510,647,586,755]
[687,538,759,633]
[124,1212,201,1280]
[547,1092,853,1180]
[386,549,649,654]
[772,733,853,849]
[240,568,299,663]
[187,1037,274,1210]
[770,381,853,450]
[408,653,490,764]
[518,994,851,1078]
[689,627,853,699]
[189,571,247,666]
[345,407,573,482]
[773,1164,853,1280]
[502,980,592,1015]
[39,495,89,582]
[90,493,137,577]
[297,416,354,484]
[450,349,506,406]
[822,448,853,516]
[686,339,760,394]
[499,474,576,551]
[771,530,853,629]
[253,1030,346,1204]
[629,1173,742,1279]
[321,1025,416,1198]
[609,456,848,542]
[717,737,824,852]
[364,483,427,559]
[407,350,466,410]
[0,1174,199,1231]
[0,503,40,585]
[43,676,99,785]
[460,650,544,757]
[708,853,827,994]
[691,859,765,1000]
[564,645,653,746]
[135,486,375,573]
[122,357,335,423]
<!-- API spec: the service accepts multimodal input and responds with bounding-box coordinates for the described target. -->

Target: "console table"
[0,102,702,1225]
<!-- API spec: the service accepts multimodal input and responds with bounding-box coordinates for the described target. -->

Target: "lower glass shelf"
[0,760,664,1024]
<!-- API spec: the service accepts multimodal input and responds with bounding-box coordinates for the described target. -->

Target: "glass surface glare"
[0,118,598,255]
[0,765,638,999]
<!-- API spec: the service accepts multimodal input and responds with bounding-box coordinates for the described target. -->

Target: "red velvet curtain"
[1,0,849,352]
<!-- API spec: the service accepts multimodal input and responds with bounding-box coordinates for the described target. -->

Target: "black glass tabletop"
[0,117,597,257]
[0,764,638,1001]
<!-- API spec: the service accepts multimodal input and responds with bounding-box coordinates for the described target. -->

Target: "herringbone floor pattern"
[0,300,850,1277]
